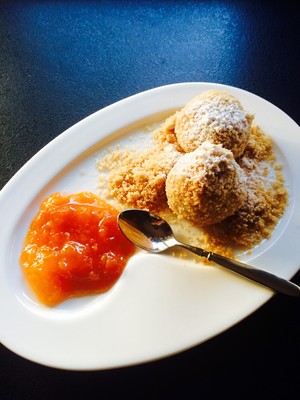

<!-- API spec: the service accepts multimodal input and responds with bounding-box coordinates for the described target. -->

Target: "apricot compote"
[20,192,135,306]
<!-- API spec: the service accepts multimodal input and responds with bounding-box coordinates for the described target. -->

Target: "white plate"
[0,83,299,370]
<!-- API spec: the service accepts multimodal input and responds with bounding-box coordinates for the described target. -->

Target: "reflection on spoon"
[118,209,300,297]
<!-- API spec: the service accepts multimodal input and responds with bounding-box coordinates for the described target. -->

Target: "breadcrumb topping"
[96,90,288,258]
[202,125,288,248]
[97,144,181,212]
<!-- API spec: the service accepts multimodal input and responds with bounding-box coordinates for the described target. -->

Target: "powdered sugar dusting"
[187,100,249,135]
[175,91,253,157]
[169,142,240,179]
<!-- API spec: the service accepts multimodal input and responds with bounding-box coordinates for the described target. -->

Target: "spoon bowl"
[117,209,177,252]
[118,209,300,297]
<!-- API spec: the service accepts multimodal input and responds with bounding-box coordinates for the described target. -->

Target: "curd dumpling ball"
[175,90,254,158]
[166,142,247,226]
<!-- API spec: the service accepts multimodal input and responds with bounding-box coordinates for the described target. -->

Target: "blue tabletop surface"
[1,1,299,399]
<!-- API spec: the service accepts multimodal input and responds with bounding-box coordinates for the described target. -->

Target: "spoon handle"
[178,243,300,297]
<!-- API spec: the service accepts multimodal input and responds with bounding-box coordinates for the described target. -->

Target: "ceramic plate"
[0,83,299,370]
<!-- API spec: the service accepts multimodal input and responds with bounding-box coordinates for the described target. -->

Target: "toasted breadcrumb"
[96,92,288,259]
[202,125,288,248]
[152,112,184,152]
[98,144,182,212]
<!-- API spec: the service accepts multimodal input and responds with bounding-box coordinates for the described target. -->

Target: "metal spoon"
[118,209,300,297]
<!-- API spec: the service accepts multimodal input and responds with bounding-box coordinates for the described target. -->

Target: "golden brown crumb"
[152,112,184,152]
[100,145,182,212]
[238,124,274,163]
[202,125,288,248]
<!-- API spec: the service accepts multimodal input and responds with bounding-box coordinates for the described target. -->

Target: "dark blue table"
[1,1,299,398]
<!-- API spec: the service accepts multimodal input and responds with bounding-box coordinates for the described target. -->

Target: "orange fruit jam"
[20,192,135,306]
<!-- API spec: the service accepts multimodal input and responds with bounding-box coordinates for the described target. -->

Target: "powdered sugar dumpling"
[166,142,247,226]
[175,90,254,158]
